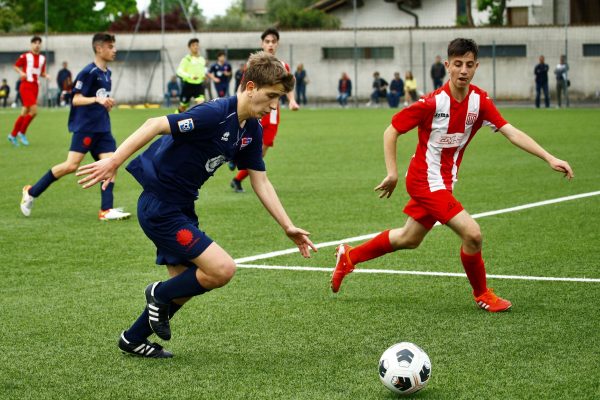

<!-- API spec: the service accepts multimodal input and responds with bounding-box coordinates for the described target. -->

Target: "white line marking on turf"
[234,191,600,264]
[236,264,600,283]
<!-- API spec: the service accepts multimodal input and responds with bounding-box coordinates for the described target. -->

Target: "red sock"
[235,169,249,181]
[460,247,488,297]
[349,230,394,265]
[20,114,35,134]
[11,115,25,137]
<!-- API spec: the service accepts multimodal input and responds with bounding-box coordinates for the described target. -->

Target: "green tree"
[0,1,22,33]
[3,0,137,32]
[148,0,204,20]
[477,0,506,26]
[208,0,267,30]
[267,0,340,29]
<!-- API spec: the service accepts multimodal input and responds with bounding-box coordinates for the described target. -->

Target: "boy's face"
[96,41,117,62]
[261,34,278,55]
[247,82,285,118]
[445,52,478,89]
[189,42,199,55]
[31,40,41,54]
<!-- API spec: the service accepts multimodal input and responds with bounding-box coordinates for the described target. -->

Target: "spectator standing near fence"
[534,55,550,108]
[294,63,308,105]
[554,55,569,108]
[337,72,352,107]
[430,55,446,90]
[0,79,9,108]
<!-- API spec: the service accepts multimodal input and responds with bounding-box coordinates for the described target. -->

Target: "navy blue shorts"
[70,131,117,161]
[137,191,213,267]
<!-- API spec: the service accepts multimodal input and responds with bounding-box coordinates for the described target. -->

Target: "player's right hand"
[374,175,398,198]
[97,96,115,111]
[76,157,119,190]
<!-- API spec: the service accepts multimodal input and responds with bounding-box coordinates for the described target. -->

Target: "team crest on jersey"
[205,155,226,173]
[240,137,252,149]
[466,112,478,125]
[178,118,194,133]
[75,81,83,90]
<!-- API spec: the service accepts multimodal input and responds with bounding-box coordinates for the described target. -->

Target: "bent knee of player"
[206,259,237,287]
[389,227,424,250]
[462,226,483,250]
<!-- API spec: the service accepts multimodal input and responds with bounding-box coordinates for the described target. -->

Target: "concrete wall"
[0,25,598,104]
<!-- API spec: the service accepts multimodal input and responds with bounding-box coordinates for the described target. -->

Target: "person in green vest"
[176,38,206,112]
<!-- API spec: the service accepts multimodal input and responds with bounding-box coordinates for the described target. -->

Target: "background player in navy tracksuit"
[208,51,232,98]
[77,51,316,358]
[20,33,130,221]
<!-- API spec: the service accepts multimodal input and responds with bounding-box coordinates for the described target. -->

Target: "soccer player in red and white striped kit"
[331,38,574,312]
[8,36,48,147]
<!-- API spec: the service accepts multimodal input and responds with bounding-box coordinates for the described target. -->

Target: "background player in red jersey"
[230,27,299,193]
[331,38,574,312]
[8,36,48,147]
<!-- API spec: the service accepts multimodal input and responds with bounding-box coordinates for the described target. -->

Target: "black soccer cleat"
[230,178,244,193]
[118,331,173,358]
[145,282,172,341]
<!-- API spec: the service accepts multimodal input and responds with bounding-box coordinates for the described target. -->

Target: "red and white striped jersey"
[391,82,507,192]
[260,61,291,127]
[15,52,46,84]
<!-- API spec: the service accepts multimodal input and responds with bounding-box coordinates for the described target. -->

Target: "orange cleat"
[474,288,512,312]
[331,244,355,293]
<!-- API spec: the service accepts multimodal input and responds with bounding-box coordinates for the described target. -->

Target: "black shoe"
[118,331,173,358]
[227,161,236,171]
[230,179,244,193]
[145,282,171,340]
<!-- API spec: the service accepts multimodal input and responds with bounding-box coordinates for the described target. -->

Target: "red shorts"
[262,123,278,147]
[19,81,39,107]
[403,188,464,230]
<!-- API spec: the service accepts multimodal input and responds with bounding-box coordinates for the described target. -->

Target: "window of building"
[583,44,600,57]
[115,50,161,63]
[478,45,527,58]
[322,47,394,60]
[0,51,55,64]
[507,7,528,26]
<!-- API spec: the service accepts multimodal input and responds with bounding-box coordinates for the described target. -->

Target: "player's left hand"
[285,226,317,258]
[76,157,120,190]
[375,174,398,198]
[289,99,300,111]
[549,157,574,180]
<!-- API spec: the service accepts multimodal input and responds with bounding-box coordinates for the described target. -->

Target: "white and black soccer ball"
[378,342,432,395]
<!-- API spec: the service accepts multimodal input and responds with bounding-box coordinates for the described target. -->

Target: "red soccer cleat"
[331,244,355,293]
[474,288,512,312]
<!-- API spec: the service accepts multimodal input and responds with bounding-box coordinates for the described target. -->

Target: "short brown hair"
[31,36,42,44]
[447,38,479,60]
[92,33,115,53]
[240,51,295,93]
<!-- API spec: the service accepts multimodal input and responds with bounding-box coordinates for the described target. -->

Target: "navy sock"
[100,182,114,210]
[125,302,185,343]
[29,170,57,198]
[154,267,209,303]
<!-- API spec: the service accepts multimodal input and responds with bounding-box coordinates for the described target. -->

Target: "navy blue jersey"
[126,96,265,205]
[209,62,232,84]
[68,63,112,134]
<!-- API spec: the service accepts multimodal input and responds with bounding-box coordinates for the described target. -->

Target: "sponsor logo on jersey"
[466,112,478,125]
[205,155,226,173]
[434,112,449,118]
[95,88,110,98]
[221,132,230,141]
[177,118,194,133]
[240,137,252,149]
[434,133,465,148]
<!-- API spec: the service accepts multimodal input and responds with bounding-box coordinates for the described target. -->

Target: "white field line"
[236,264,600,283]
[234,190,600,264]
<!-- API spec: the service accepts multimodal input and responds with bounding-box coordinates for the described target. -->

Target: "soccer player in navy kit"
[20,33,130,221]
[77,52,317,358]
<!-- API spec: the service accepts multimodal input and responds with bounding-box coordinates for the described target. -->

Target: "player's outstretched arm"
[76,116,171,190]
[375,124,401,198]
[248,170,317,258]
[499,123,574,180]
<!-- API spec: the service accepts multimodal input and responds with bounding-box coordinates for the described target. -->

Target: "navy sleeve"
[166,102,224,140]
[72,68,95,97]
[235,123,266,172]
